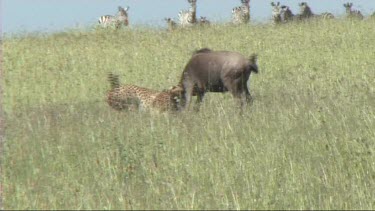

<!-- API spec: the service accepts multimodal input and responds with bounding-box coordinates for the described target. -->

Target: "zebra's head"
[164,18,176,25]
[280,5,294,21]
[298,2,311,14]
[199,16,210,25]
[188,0,197,7]
[232,6,242,15]
[118,6,129,15]
[343,2,363,19]
[271,2,281,12]
[200,16,208,21]
[271,2,282,23]
[241,0,250,6]
[117,6,129,26]
[280,5,289,12]
[164,18,177,30]
[343,3,353,13]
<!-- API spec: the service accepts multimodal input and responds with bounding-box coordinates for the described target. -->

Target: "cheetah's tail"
[108,72,120,89]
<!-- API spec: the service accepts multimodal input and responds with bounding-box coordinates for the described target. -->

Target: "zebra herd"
[168,0,250,28]
[270,1,369,25]
[97,1,375,29]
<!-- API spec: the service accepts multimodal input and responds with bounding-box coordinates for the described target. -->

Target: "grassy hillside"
[2,19,375,209]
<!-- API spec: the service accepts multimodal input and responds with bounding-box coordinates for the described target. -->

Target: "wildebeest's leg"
[243,83,253,106]
[194,90,205,112]
[225,78,245,113]
[182,81,194,111]
[234,92,246,115]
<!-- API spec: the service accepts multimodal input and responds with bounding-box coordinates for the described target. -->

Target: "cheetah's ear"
[271,2,275,6]
[125,6,129,11]
[169,85,184,95]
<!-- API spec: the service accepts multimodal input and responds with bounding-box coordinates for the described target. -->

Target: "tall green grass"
[3,19,375,209]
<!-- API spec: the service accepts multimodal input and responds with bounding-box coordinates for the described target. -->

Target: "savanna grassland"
[2,18,375,209]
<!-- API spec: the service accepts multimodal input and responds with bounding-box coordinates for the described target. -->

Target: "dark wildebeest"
[173,48,258,112]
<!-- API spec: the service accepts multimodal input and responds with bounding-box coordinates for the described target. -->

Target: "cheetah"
[106,73,183,113]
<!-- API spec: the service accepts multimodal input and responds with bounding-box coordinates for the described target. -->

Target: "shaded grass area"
[3,19,375,209]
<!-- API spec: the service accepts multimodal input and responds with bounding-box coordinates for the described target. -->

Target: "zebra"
[298,2,314,20]
[343,3,364,20]
[165,18,177,31]
[298,2,334,21]
[178,0,197,27]
[198,16,211,26]
[232,7,243,24]
[98,6,129,29]
[232,0,250,24]
[280,5,295,23]
[316,12,335,20]
[240,0,251,23]
[270,2,282,25]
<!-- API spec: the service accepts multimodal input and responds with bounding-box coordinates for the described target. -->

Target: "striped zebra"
[270,2,282,25]
[232,7,243,24]
[178,0,197,27]
[165,18,177,31]
[232,0,250,24]
[298,2,314,20]
[198,16,211,26]
[280,5,295,23]
[316,12,335,20]
[98,6,129,29]
[298,2,334,21]
[343,3,364,20]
